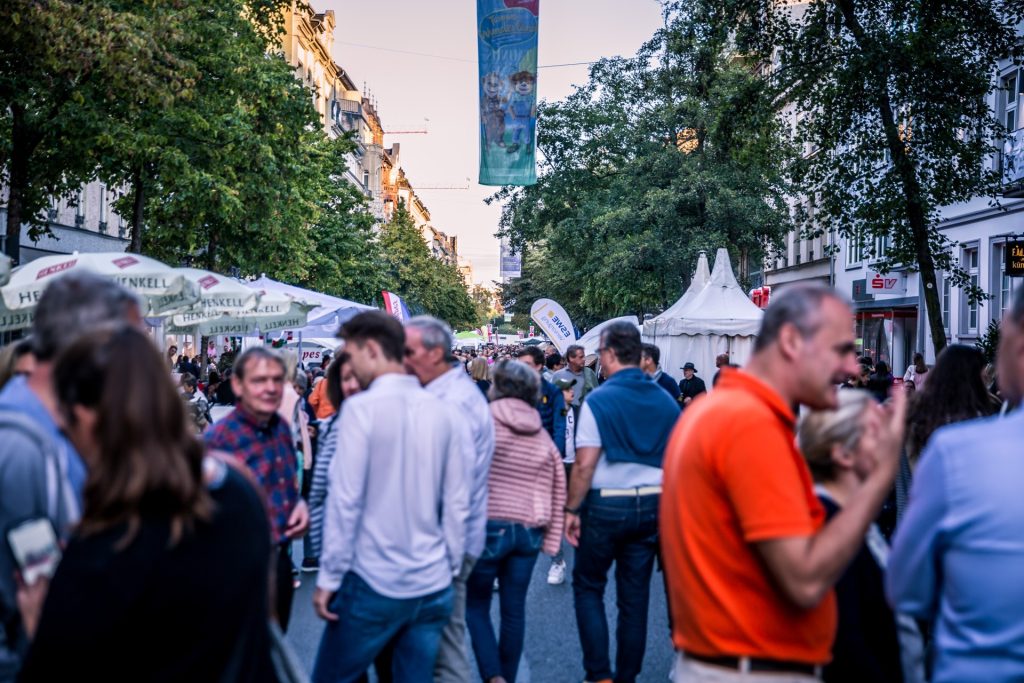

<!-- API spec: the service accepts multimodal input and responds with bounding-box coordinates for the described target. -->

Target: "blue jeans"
[311,572,454,683]
[572,491,660,683]
[466,521,544,683]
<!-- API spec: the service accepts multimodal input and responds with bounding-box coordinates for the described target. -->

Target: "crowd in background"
[0,272,1023,683]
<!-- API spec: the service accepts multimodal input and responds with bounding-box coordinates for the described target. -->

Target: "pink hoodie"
[488,398,566,556]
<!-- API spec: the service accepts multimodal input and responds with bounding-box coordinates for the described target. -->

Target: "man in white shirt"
[312,311,470,683]
[404,316,496,683]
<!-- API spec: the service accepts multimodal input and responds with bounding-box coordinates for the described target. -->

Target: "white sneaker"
[547,559,566,585]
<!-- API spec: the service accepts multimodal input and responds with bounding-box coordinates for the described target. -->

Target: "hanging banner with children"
[477,0,539,186]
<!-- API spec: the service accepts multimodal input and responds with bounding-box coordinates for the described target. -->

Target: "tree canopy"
[493,1,792,326]
[719,0,1024,354]
[378,204,478,328]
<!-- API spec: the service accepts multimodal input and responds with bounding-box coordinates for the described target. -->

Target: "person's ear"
[777,322,804,362]
[830,442,854,471]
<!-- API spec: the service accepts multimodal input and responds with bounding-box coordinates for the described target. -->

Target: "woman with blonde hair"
[798,390,923,683]
[470,355,491,397]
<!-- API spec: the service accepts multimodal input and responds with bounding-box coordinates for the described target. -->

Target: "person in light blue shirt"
[888,287,1024,683]
[0,271,143,683]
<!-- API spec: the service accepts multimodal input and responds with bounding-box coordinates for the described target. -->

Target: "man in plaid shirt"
[206,346,309,631]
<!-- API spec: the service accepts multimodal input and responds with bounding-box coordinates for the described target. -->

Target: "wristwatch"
[564,504,581,515]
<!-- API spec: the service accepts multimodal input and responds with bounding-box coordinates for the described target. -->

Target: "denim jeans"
[311,572,454,683]
[466,521,544,683]
[572,491,660,683]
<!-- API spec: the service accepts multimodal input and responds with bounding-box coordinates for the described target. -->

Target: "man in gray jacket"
[0,271,141,682]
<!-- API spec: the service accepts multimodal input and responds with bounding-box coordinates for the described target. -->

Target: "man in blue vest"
[563,322,681,683]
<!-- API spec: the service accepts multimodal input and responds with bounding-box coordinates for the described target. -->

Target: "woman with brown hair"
[16,326,277,682]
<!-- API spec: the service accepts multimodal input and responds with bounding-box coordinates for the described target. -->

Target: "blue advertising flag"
[477,0,539,186]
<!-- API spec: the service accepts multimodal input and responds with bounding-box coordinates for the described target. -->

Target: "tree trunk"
[129,167,145,253]
[834,0,947,357]
[4,111,33,265]
[206,233,217,271]
[5,159,25,264]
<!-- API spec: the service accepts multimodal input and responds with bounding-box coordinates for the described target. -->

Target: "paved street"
[287,544,674,682]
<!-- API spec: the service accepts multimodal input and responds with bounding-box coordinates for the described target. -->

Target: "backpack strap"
[0,409,67,524]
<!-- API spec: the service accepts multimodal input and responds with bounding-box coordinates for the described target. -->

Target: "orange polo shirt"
[660,368,836,664]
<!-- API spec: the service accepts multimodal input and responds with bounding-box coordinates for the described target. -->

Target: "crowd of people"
[0,270,1022,683]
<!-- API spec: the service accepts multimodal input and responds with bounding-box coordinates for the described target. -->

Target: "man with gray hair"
[404,315,495,683]
[661,284,906,683]
[0,270,142,682]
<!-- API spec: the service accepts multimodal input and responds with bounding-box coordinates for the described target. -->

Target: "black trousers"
[276,543,295,632]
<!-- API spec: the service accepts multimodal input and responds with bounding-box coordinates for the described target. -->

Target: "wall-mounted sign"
[1006,240,1024,277]
[867,271,906,295]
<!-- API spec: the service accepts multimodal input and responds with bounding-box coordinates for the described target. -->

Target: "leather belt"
[598,486,662,497]
[683,651,822,677]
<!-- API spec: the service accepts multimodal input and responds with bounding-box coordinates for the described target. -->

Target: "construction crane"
[384,117,429,135]
[416,177,471,190]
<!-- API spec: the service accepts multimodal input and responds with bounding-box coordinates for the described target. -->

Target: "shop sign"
[867,271,906,295]
[1006,240,1024,276]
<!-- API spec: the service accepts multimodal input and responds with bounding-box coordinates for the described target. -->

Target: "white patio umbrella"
[0,299,33,333]
[166,290,315,337]
[0,252,199,316]
[158,268,262,324]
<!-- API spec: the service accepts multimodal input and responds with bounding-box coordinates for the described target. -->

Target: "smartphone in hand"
[6,518,61,586]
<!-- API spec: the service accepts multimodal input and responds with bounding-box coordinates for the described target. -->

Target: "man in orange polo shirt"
[660,284,906,682]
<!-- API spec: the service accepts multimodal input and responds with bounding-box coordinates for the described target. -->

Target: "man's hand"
[313,587,339,622]
[15,574,49,639]
[286,499,310,539]
[565,512,581,547]
[683,396,692,405]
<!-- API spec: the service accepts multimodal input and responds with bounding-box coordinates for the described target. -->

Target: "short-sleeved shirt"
[576,403,662,489]
[660,368,836,664]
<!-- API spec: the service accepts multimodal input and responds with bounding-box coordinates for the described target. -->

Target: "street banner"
[382,290,411,323]
[530,298,575,354]
[477,0,539,186]
[500,237,522,278]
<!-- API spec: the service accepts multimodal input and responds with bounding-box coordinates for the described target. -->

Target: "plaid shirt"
[205,405,299,544]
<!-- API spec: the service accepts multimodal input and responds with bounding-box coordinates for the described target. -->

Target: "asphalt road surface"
[286,543,674,682]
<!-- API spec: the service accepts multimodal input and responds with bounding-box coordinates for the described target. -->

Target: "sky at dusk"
[319,0,664,285]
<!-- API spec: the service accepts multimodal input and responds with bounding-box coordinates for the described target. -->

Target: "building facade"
[763,42,1024,371]
[1,181,130,265]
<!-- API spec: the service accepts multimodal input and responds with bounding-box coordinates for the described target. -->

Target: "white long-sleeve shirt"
[317,373,469,599]
[425,366,495,559]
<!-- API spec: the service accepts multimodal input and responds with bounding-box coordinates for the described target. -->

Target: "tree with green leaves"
[492,1,791,325]
[0,0,190,264]
[379,204,478,328]
[719,0,1023,355]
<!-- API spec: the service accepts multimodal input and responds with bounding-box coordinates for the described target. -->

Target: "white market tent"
[248,275,375,338]
[578,315,641,355]
[643,248,763,382]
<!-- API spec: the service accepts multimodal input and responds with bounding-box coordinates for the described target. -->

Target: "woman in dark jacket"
[867,360,894,402]
[16,327,276,682]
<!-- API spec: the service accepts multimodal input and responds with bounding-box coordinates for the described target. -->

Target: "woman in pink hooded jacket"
[465,359,566,683]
